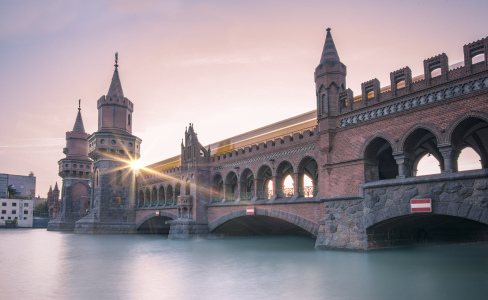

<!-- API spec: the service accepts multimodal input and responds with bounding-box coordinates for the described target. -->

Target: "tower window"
[128,114,131,126]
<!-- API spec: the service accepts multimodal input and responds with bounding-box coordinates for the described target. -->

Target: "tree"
[34,201,48,217]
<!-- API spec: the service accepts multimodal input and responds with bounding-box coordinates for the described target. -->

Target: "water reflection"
[1,230,487,300]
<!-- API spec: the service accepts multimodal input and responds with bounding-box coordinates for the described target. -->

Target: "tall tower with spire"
[74,53,142,233]
[314,28,347,125]
[48,101,93,231]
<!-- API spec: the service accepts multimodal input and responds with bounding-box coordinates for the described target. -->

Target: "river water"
[1,229,487,300]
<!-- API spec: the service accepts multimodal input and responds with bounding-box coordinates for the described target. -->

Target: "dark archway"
[151,187,157,206]
[144,189,150,207]
[256,164,272,199]
[240,168,254,200]
[403,128,443,176]
[138,190,144,207]
[158,186,165,205]
[175,182,181,199]
[364,137,398,182]
[166,185,174,205]
[185,179,191,196]
[451,117,488,170]
[225,171,238,201]
[276,160,294,198]
[367,214,488,248]
[211,173,224,202]
[212,216,314,237]
[137,216,173,234]
[297,156,319,197]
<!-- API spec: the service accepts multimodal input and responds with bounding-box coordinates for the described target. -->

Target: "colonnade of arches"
[363,114,487,182]
[138,182,182,207]
[211,155,319,202]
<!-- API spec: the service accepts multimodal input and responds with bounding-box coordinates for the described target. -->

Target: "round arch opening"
[367,214,488,249]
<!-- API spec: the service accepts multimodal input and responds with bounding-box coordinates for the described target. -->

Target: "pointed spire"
[54,182,59,191]
[107,52,124,98]
[320,28,341,64]
[49,185,53,193]
[72,99,86,133]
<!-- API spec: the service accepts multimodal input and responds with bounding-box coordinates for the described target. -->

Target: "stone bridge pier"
[316,169,488,250]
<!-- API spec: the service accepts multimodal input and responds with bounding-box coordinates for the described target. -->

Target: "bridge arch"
[256,163,273,199]
[224,170,238,200]
[208,209,319,237]
[239,168,255,200]
[365,205,488,248]
[362,134,398,182]
[446,112,488,170]
[398,124,444,176]
[297,154,319,197]
[136,211,178,234]
[275,159,295,197]
[211,172,224,202]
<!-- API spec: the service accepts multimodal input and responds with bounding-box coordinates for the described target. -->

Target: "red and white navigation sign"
[411,199,432,213]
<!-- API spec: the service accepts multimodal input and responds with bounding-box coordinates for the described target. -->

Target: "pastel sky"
[1,0,487,197]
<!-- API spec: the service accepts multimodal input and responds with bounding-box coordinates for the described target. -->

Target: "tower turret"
[315,28,347,122]
[76,53,142,234]
[48,102,93,231]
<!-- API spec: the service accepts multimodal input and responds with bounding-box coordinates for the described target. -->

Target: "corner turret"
[315,28,347,121]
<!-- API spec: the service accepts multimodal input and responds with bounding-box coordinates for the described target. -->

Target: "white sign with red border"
[411,199,431,213]
[246,207,255,215]
[156,211,160,216]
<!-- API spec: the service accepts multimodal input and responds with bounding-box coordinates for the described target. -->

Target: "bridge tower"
[74,54,142,233]
[168,124,211,238]
[48,102,93,231]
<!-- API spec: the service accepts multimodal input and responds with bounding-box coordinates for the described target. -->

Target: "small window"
[115,196,122,204]
[0,217,3,219]
[12,210,16,214]
[12,203,17,207]
[8,217,11,220]
[128,114,131,126]
[1,210,6,214]
[24,210,28,215]
[1,202,6,206]
[24,203,29,207]
[14,217,17,220]
[24,217,27,220]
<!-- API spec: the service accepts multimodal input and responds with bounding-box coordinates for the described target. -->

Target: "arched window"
[94,169,99,188]
[457,147,482,171]
[185,179,191,196]
[128,114,131,126]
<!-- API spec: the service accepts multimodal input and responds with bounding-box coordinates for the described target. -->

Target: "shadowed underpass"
[367,214,488,248]
[137,216,172,234]
[212,216,314,237]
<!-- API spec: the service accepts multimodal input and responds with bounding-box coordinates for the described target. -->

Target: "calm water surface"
[1,229,487,300]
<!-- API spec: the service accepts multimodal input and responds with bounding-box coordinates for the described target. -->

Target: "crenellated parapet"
[331,36,488,121]
[211,126,318,165]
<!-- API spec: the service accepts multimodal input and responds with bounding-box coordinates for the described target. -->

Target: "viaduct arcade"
[49,29,488,250]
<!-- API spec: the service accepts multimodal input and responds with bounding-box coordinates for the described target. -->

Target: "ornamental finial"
[78,99,81,111]
[115,52,118,67]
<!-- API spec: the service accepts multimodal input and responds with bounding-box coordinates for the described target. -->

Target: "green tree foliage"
[34,201,48,217]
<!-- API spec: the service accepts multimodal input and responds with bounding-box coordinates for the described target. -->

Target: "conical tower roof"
[320,28,341,64]
[72,100,86,133]
[49,185,53,193]
[54,182,59,191]
[107,52,124,98]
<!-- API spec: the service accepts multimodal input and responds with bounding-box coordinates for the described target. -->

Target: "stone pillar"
[253,179,261,199]
[236,180,242,201]
[439,145,460,173]
[293,172,300,197]
[394,153,414,178]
